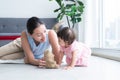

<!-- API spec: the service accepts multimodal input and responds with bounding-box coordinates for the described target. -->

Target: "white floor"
[0,56,120,80]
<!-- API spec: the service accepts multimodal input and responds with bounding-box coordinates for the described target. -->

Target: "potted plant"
[49,0,85,28]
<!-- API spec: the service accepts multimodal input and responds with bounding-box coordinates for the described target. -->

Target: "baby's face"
[58,38,69,48]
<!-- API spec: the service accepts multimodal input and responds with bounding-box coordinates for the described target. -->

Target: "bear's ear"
[44,50,50,56]
[52,21,64,32]
[44,49,49,53]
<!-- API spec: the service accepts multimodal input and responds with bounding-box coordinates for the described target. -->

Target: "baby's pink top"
[60,40,91,66]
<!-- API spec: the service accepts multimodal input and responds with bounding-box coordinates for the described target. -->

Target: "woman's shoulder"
[48,29,55,34]
[48,29,57,38]
[47,29,59,44]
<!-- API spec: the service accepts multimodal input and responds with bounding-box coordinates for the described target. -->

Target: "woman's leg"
[0,37,23,57]
[0,51,24,60]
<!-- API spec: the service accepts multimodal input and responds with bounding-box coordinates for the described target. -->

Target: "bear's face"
[44,50,58,69]
[44,50,54,61]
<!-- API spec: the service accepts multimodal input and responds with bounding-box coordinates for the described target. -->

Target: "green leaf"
[66,0,75,2]
[77,6,84,12]
[77,0,84,6]
[59,13,65,20]
[74,13,81,17]
[76,18,81,22]
[71,17,81,23]
[56,0,63,6]
[54,8,61,12]
[49,0,85,29]
[66,4,75,9]
[57,12,65,21]
[71,5,77,12]
[65,11,74,16]
[57,13,62,20]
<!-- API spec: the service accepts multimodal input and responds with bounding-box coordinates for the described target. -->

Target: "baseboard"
[92,48,120,62]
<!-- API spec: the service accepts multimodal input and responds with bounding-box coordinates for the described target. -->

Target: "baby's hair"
[57,27,76,45]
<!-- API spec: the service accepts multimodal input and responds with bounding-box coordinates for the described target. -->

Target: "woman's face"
[31,24,47,43]
[58,38,69,48]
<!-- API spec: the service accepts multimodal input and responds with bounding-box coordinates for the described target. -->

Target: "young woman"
[0,17,60,66]
[57,27,91,70]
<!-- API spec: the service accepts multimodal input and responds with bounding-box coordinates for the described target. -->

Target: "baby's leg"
[0,51,24,60]
[0,37,23,57]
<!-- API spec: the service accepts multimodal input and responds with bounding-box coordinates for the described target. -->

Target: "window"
[102,0,120,49]
[84,0,120,50]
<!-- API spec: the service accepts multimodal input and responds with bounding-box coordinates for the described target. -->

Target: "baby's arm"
[64,50,78,70]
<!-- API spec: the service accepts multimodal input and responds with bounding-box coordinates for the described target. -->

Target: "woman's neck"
[34,39,40,46]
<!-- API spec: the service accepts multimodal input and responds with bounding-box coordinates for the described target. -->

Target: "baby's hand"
[64,66,73,70]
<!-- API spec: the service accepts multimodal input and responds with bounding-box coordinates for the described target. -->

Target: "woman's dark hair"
[57,27,76,45]
[27,17,45,34]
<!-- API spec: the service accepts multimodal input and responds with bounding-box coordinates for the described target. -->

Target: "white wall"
[0,0,58,18]
[0,0,85,42]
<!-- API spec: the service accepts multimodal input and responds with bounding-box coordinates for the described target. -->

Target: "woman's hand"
[38,59,46,67]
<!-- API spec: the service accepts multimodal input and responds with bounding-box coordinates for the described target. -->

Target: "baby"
[57,27,91,70]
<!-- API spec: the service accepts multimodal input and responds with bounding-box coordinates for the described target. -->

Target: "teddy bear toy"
[44,50,59,69]
[52,21,64,32]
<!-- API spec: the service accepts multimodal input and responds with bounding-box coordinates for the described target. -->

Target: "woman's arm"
[59,51,64,65]
[21,31,39,65]
[48,30,61,64]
